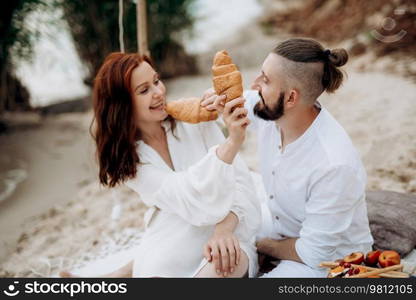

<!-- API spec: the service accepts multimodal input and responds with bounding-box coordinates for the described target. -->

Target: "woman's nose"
[153,85,164,98]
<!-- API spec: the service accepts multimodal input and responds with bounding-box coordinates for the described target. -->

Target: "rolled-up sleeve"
[125,145,236,227]
[295,165,365,269]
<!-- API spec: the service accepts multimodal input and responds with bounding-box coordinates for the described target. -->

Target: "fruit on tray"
[356,265,368,274]
[324,249,407,278]
[365,250,382,266]
[343,252,365,265]
[328,266,347,278]
[378,250,401,268]
[329,264,368,278]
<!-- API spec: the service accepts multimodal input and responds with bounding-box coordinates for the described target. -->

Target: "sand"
[0,113,97,262]
[1,5,415,277]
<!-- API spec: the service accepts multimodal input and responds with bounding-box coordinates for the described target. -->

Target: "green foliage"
[0,0,49,113]
[62,0,197,82]
[0,0,48,66]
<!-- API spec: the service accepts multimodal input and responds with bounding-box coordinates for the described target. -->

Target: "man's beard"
[253,91,285,121]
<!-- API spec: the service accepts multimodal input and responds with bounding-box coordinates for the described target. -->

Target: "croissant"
[212,50,243,103]
[165,97,218,124]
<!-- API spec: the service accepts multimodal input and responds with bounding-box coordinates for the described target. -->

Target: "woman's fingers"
[203,244,212,262]
[219,242,229,276]
[226,239,236,273]
[233,236,241,266]
[230,107,248,120]
[223,97,245,115]
[211,245,221,275]
[237,117,250,127]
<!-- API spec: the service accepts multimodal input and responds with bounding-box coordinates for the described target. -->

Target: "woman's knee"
[194,251,249,278]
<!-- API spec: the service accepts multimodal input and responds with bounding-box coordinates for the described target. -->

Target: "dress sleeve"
[125,145,236,227]
[229,154,262,242]
[198,120,262,239]
[295,164,366,269]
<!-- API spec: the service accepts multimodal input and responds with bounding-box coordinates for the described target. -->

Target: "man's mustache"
[258,91,266,107]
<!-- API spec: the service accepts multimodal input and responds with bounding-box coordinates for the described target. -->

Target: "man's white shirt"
[244,90,373,269]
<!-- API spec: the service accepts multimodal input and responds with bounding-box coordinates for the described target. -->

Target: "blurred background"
[0,0,415,277]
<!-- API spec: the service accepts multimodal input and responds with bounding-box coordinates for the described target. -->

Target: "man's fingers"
[203,244,212,262]
[201,95,216,107]
[205,104,217,111]
[201,88,215,103]
[213,95,226,106]
[203,88,215,98]
[202,94,226,111]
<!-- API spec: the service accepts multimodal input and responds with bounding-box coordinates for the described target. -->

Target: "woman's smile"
[149,102,165,111]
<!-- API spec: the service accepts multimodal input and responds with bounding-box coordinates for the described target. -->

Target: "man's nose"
[251,75,261,90]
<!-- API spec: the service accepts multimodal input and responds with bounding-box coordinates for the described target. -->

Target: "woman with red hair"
[63,52,261,278]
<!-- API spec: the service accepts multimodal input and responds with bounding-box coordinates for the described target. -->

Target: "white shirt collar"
[277,102,324,154]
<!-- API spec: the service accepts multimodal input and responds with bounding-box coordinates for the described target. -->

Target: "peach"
[365,250,382,266]
[378,250,400,268]
[343,252,365,265]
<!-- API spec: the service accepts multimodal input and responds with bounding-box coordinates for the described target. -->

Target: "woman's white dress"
[125,120,262,277]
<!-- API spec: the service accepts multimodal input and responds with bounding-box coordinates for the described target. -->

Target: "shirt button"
[272,171,275,175]
[275,216,279,220]
[278,145,282,150]
[269,195,274,199]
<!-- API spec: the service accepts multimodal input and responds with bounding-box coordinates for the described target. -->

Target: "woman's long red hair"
[92,52,174,187]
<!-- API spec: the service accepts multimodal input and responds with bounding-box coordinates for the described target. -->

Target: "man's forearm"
[257,238,303,263]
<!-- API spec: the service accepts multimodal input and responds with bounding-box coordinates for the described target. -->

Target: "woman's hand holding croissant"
[215,97,249,164]
[223,97,250,146]
[200,88,249,144]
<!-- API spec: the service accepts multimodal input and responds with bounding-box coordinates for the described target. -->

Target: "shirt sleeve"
[243,90,261,132]
[125,145,236,227]
[295,164,366,269]
[199,120,262,239]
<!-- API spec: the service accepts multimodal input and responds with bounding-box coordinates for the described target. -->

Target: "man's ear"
[286,89,299,108]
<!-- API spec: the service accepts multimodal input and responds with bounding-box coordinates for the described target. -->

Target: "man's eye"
[139,88,148,94]
[154,79,160,85]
